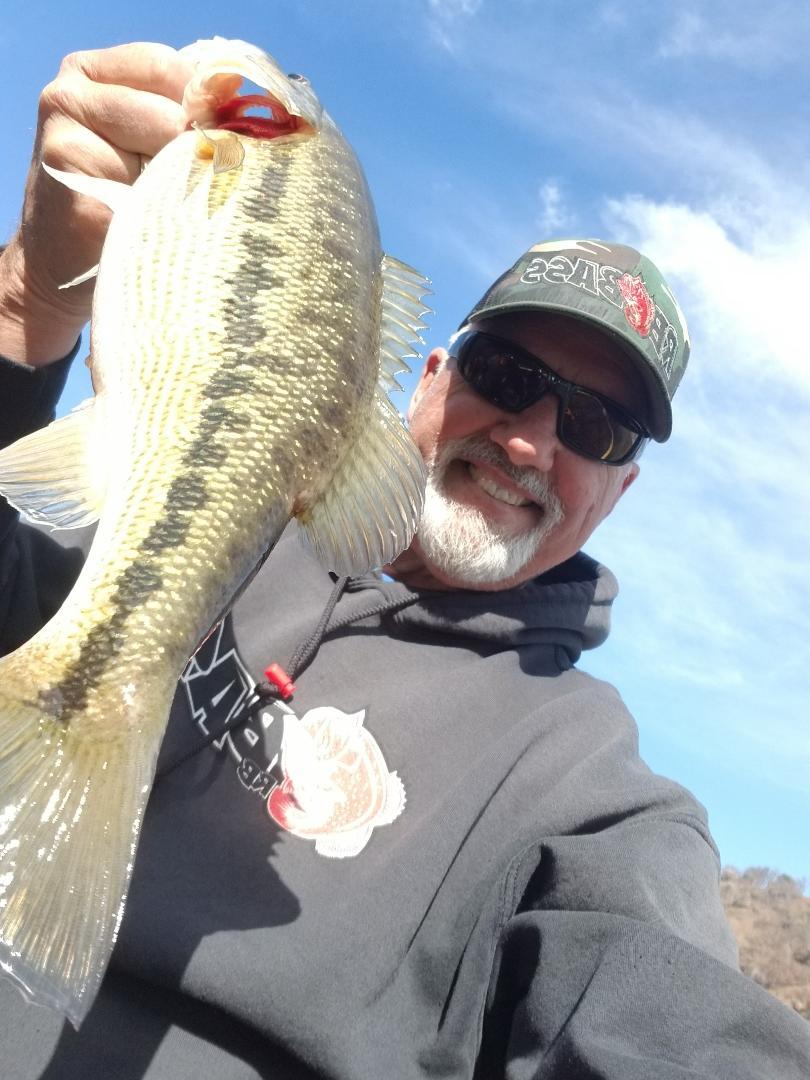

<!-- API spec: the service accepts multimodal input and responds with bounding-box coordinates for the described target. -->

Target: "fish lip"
[464,458,540,509]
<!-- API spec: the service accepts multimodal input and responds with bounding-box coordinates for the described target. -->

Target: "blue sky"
[3,1,808,882]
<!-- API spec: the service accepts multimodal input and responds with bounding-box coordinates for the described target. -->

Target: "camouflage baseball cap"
[460,239,690,441]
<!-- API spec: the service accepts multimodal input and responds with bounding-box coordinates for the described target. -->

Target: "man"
[0,42,808,1080]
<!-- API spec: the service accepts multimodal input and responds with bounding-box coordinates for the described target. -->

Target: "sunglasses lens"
[457,337,546,412]
[454,332,645,464]
[563,390,640,463]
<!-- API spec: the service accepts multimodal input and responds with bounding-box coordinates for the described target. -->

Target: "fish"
[0,37,429,1027]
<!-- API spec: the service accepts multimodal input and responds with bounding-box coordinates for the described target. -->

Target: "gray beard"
[416,436,564,586]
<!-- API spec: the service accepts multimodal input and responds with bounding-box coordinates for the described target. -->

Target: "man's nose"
[488,394,561,472]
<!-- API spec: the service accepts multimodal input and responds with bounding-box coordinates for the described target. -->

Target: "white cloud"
[603,198,810,389]
[535,180,571,235]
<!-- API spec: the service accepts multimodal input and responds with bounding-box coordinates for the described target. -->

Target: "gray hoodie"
[1,353,809,1079]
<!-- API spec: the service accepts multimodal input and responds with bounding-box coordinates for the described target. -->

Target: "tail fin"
[0,650,161,1027]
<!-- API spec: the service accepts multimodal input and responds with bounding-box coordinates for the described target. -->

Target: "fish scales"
[41,123,383,727]
[0,38,428,1025]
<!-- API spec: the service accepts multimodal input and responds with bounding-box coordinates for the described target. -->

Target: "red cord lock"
[264,663,296,700]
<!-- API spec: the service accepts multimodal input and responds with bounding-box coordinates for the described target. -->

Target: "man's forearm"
[0,242,88,367]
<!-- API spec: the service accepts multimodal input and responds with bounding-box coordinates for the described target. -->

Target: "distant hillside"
[721,866,810,1019]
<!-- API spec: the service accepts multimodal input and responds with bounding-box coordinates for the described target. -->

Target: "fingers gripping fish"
[0,38,429,1026]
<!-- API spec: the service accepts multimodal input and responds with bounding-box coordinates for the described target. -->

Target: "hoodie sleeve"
[476,813,810,1079]
[0,345,86,654]
[0,348,77,451]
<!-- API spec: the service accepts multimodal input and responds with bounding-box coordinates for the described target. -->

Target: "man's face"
[399,311,646,590]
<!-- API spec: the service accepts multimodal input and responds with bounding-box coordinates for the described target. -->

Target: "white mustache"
[429,436,564,518]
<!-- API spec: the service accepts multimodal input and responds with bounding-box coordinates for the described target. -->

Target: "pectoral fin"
[42,163,132,214]
[194,127,246,174]
[57,264,100,290]
[0,397,107,528]
[41,164,132,288]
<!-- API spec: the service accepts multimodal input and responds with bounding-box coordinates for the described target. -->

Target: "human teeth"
[469,464,530,506]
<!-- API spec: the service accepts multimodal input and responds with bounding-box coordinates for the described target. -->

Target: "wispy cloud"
[428,0,482,13]
[418,175,538,289]
[425,0,484,54]
[597,3,627,28]
[535,180,572,235]
[656,2,809,68]
[413,1,810,206]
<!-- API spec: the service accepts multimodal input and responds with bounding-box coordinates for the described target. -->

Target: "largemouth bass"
[0,38,428,1026]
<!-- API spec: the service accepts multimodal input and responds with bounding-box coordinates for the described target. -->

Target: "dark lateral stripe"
[219,145,293,356]
[51,144,298,722]
[52,422,238,719]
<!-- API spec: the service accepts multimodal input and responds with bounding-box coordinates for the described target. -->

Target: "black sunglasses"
[450,330,650,466]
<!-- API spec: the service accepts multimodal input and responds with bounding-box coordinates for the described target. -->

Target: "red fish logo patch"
[267,707,405,858]
[617,273,655,337]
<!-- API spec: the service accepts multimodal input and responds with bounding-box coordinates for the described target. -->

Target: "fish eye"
[287,73,310,85]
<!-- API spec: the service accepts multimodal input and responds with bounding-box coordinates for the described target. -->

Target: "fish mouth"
[180,39,323,134]
[214,92,312,139]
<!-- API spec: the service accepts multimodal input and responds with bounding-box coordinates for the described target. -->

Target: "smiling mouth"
[467,463,533,507]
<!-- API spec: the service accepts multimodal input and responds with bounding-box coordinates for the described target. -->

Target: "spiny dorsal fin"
[379,254,432,392]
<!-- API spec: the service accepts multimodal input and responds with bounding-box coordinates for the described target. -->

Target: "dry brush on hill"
[721,866,810,1019]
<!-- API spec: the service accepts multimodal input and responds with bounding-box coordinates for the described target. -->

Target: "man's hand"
[0,42,193,366]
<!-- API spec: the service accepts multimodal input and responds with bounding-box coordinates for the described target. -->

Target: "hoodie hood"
[365,551,617,668]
